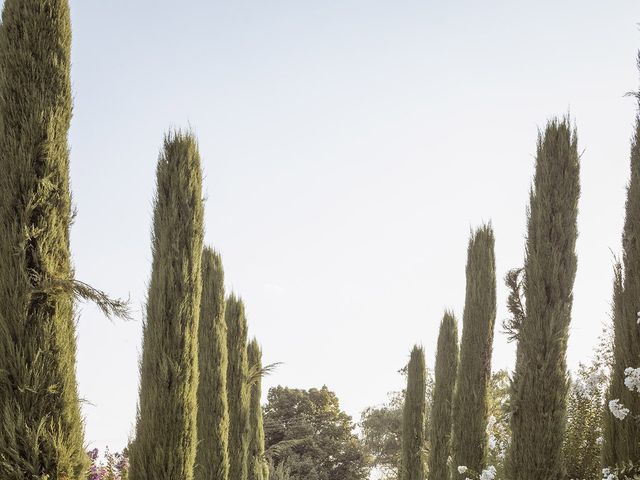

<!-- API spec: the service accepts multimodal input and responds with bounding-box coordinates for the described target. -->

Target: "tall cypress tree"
[428,312,459,480]
[196,247,230,480]
[451,225,496,474]
[604,69,640,465]
[248,338,269,480]
[401,345,427,480]
[507,118,580,480]
[0,1,87,477]
[227,295,250,480]
[603,262,624,468]
[129,132,204,480]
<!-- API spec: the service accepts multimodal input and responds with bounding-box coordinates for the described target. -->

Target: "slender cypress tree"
[129,132,204,480]
[401,345,427,480]
[428,312,459,480]
[227,295,250,480]
[196,247,230,480]
[0,1,87,477]
[248,339,269,480]
[603,262,624,468]
[451,225,496,475]
[507,118,580,480]
[604,69,640,465]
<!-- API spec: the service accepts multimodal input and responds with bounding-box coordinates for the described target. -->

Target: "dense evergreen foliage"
[605,75,640,465]
[507,118,580,480]
[0,1,88,477]
[196,248,230,480]
[428,312,459,480]
[248,339,269,480]
[227,295,250,480]
[451,225,497,474]
[401,346,427,480]
[129,132,204,480]
[264,386,369,480]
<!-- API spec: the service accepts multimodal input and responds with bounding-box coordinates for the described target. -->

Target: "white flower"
[609,399,630,420]
[596,436,604,445]
[624,367,640,393]
[603,467,610,476]
[457,466,468,474]
[480,465,497,480]
[488,434,497,450]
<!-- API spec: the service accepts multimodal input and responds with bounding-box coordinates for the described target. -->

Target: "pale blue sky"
[59,0,640,453]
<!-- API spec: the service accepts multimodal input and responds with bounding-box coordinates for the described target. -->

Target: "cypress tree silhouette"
[401,345,427,480]
[227,295,250,480]
[507,118,580,479]
[428,312,459,480]
[604,70,640,465]
[196,247,230,480]
[248,339,269,480]
[0,1,86,477]
[129,132,204,480]
[451,225,496,475]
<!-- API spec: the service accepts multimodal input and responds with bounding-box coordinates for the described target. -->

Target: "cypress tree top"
[508,118,580,480]
[227,294,250,480]
[401,345,427,480]
[451,225,496,475]
[130,131,204,480]
[196,247,230,480]
[428,312,459,480]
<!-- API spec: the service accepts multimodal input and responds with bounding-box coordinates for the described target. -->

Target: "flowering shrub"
[455,464,497,480]
[87,448,129,480]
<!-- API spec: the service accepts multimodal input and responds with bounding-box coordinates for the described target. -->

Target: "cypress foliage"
[0,1,87,477]
[603,262,624,468]
[428,312,459,480]
[195,247,230,480]
[129,132,204,480]
[401,345,427,480]
[605,70,640,464]
[227,295,250,480]
[248,339,269,480]
[451,225,496,474]
[507,118,580,480]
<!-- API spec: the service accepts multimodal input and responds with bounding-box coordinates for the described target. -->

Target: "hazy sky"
[57,0,640,453]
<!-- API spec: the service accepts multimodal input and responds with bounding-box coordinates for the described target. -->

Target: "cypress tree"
[507,118,580,480]
[603,262,624,468]
[248,339,269,480]
[227,295,250,480]
[428,312,459,480]
[196,247,230,480]
[0,1,87,477]
[129,132,204,480]
[451,225,496,475]
[604,68,640,465]
[401,345,427,480]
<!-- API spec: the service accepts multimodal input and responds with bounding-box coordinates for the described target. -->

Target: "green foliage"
[196,248,229,480]
[264,386,369,480]
[227,295,250,480]
[606,65,640,465]
[401,346,427,480]
[451,225,497,474]
[507,118,580,480]
[563,361,607,480]
[129,132,204,480]
[428,312,459,480]
[360,391,404,480]
[604,263,625,467]
[248,339,269,480]
[0,0,88,477]
[360,367,434,480]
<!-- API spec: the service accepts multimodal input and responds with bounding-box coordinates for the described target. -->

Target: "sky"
[51,0,640,453]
